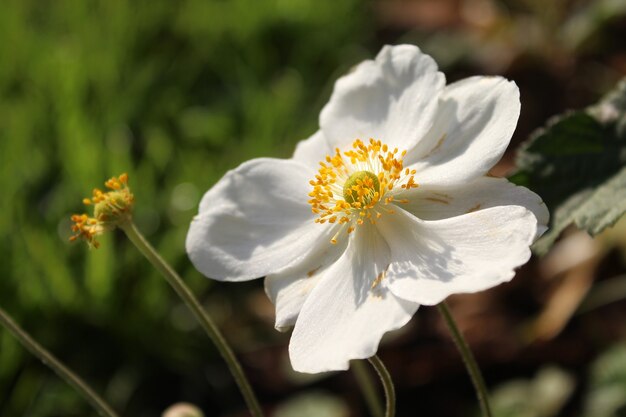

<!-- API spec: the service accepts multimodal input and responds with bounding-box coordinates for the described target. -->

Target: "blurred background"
[1,0,626,416]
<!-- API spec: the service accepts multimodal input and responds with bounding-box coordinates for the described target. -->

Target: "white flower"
[186,45,549,374]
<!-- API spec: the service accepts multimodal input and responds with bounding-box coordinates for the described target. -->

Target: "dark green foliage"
[511,78,626,254]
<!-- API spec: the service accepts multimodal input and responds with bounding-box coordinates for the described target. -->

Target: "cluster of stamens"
[308,138,418,244]
[70,173,134,248]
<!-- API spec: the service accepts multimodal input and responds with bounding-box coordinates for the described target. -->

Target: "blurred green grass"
[0,1,370,415]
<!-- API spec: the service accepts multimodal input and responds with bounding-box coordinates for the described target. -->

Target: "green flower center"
[342,170,380,205]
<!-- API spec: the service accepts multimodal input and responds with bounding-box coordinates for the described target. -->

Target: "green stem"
[437,302,493,417]
[352,360,384,417]
[120,221,263,417]
[0,306,119,417]
[367,355,395,417]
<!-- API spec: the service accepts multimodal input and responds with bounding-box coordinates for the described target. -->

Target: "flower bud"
[162,403,204,417]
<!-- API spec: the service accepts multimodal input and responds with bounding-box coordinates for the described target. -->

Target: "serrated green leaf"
[533,167,626,254]
[512,77,626,254]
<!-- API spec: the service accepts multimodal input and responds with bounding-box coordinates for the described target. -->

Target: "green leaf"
[490,366,575,417]
[583,343,626,417]
[512,77,626,254]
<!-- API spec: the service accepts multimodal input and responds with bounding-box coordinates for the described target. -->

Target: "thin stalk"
[352,360,384,417]
[367,355,395,417]
[120,221,263,417]
[0,306,119,417]
[437,302,493,417]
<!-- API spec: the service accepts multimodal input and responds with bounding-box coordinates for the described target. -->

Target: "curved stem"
[120,221,264,417]
[437,302,493,417]
[0,306,119,417]
[353,360,384,417]
[367,355,395,417]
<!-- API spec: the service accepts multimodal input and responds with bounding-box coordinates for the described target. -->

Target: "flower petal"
[292,130,333,171]
[264,231,347,331]
[405,76,520,186]
[399,176,549,238]
[320,45,445,152]
[186,158,327,281]
[289,225,419,373]
[378,206,537,305]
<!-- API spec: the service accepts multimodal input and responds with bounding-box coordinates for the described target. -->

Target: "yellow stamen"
[70,173,134,248]
[308,138,418,243]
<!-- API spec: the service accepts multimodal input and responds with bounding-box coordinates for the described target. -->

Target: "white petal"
[289,225,419,373]
[292,130,332,171]
[264,231,348,331]
[405,76,520,186]
[378,206,537,305]
[320,45,445,152]
[186,158,327,281]
[399,176,549,238]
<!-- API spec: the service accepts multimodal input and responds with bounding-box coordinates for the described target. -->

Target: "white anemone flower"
[186,45,548,374]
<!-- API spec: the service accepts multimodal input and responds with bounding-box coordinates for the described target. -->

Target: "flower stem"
[0,306,119,417]
[437,302,493,417]
[120,221,264,417]
[352,360,384,417]
[367,355,395,417]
